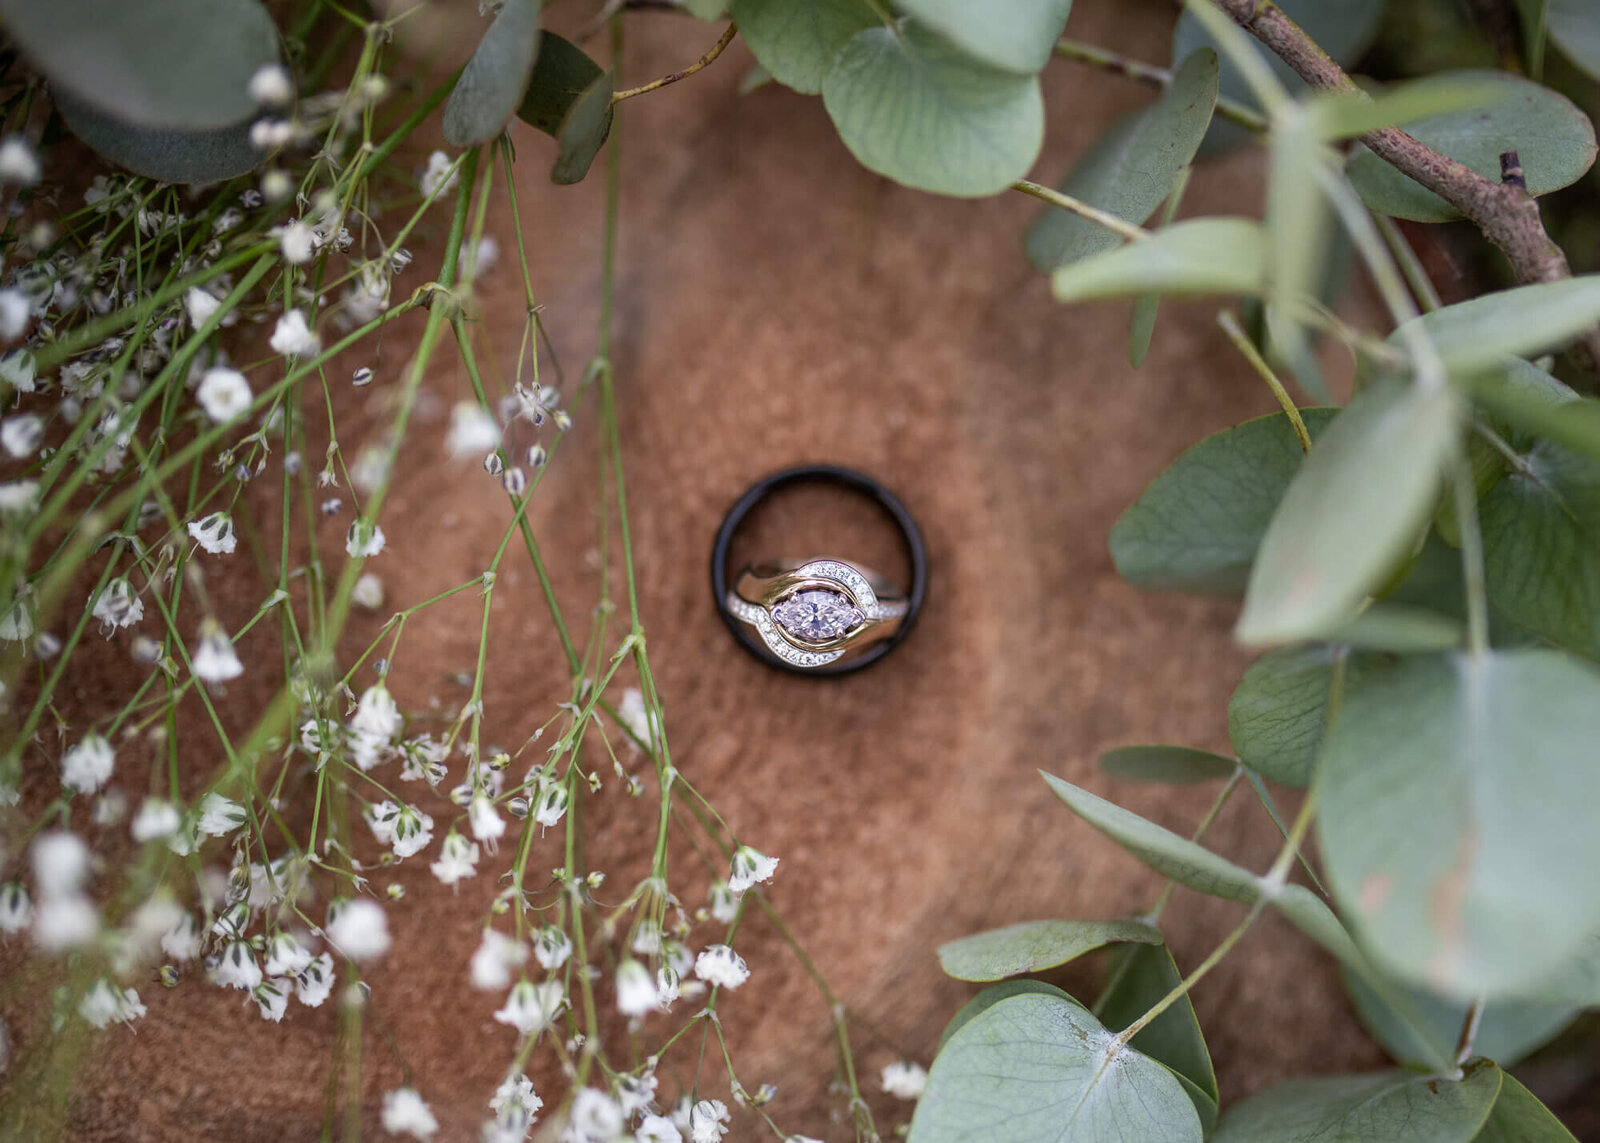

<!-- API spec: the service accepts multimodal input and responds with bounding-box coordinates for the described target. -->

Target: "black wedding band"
[711,465,927,676]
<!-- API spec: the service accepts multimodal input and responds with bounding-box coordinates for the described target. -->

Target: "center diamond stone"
[771,589,864,643]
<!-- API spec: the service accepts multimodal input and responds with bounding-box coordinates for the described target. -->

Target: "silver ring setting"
[724,559,910,670]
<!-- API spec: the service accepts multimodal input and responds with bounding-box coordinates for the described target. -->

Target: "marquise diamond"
[771,589,864,643]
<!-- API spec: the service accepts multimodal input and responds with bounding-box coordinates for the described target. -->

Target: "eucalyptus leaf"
[937,979,1074,1050]
[1400,277,1600,374]
[1466,365,1600,464]
[1097,942,1220,1133]
[1513,0,1549,78]
[1346,71,1597,222]
[683,0,727,19]
[552,72,615,186]
[821,20,1044,197]
[1110,408,1337,594]
[1320,650,1600,999]
[898,0,1073,74]
[54,89,262,183]
[0,0,279,130]
[1309,74,1512,142]
[516,33,605,136]
[1052,217,1266,301]
[443,0,540,146]
[1236,382,1462,646]
[1100,745,1237,784]
[1128,168,1191,368]
[938,918,1161,982]
[1026,48,1217,273]
[1228,644,1386,788]
[1326,605,1465,652]
[1547,0,1600,82]
[1211,1063,1503,1143]
[909,992,1203,1143]
[729,0,878,95]
[1473,1074,1580,1143]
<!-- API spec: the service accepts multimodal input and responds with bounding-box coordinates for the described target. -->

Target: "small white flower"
[880,1060,928,1101]
[614,958,658,1018]
[468,795,504,846]
[264,931,314,977]
[1,413,43,458]
[492,979,564,1036]
[0,479,39,515]
[214,940,263,990]
[131,798,181,842]
[188,512,237,555]
[382,1087,439,1139]
[727,845,778,895]
[617,687,655,747]
[78,979,146,1028]
[616,1072,659,1117]
[533,925,571,971]
[252,977,291,1022]
[569,1089,624,1140]
[430,831,478,885]
[485,1074,542,1141]
[351,682,402,742]
[688,1099,729,1143]
[161,912,202,961]
[390,804,434,858]
[184,286,221,328]
[197,791,247,836]
[92,577,143,633]
[280,220,317,264]
[32,831,90,898]
[654,964,680,1011]
[270,309,320,357]
[693,945,749,990]
[0,288,31,339]
[249,64,294,106]
[345,519,386,557]
[61,732,115,794]
[326,897,390,961]
[446,402,501,458]
[0,348,34,391]
[352,572,385,611]
[420,151,458,198]
[294,951,336,1007]
[637,1115,682,1143]
[708,881,739,925]
[197,367,252,423]
[33,895,99,950]
[489,1073,542,1118]
[0,136,40,185]
[193,619,244,684]
[532,779,568,829]
[250,117,292,150]
[261,169,292,202]
[469,928,526,990]
[0,881,33,934]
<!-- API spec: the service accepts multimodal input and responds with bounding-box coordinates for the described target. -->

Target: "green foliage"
[52,90,261,182]
[443,0,541,146]
[1547,0,1600,82]
[936,979,1076,1049]
[1097,943,1220,1134]
[1051,217,1266,300]
[1210,1062,1503,1142]
[937,919,1160,982]
[1228,645,1377,787]
[897,0,1074,75]
[1477,1075,1582,1142]
[1026,48,1218,273]
[1099,745,1237,784]
[908,991,1203,1143]
[729,0,877,95]
[1347,71,1597,221]
[514,34,614,185]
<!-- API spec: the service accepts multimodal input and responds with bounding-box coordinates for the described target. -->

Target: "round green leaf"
[443,0,540,146]
[1026,48,1218,273]
[898,0,1073,75]
[1404,277,1600,377]
[729,0,878,95]
[552,71,615,186]
[938,918,1161,982]
[937,979,1074,1050]
[1342,965,1576,1070]
[909,992,1202,1143]
[0,0,279,130]
[1548,0,1600,83]
[1467,362,1600,465]
[1228,645,1390,788]
[516,33,605,136]
[1476,1074,1581,1142]
[55,89,262,183]
[1347,71,1597,222]
[1236,382,1463,646]
[821,20,1044,198]
[1051,217,1267,302]
[1211,1063,1503,1143]
[1097,942,1219,1132]
[1110,408,1339,594]
[1099,745,1237,784]
[1321,650,1600,999]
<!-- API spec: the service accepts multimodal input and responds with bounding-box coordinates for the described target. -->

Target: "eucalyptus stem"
[1012,179,1148,244]
[1218,311,1313,451]
[1052,37,1269,131]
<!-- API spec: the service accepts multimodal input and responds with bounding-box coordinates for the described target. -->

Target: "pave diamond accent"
[772,590,864,643]
[724,559,906,670]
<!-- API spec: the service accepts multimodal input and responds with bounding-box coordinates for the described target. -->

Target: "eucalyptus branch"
[1012,179,1149,243]
[1208,0,1600,372]
[611,22,738,104]
[1053,38,1269,131]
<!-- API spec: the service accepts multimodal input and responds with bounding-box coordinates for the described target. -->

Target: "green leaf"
[1547,0,1600,82]
[1326,604,1465,652]
[1480,439,1600,662]
[443,0,540,146]
[516,33,606,136]
[1401,277,1600,374]
[1523,932,1600,1007]
[1228,644,1387,788]
[1211,1063,1503,1143]
[898,0,1073,74]
[1051,217,1266,301]
[1343,965,1575,1070]
[554,72,615,186]
[683,0,727,19]
[936,979,1074,1051]
[938,918,1161,982]
[1512,0,1548,79]
[1466,364,1600,464]
[1320,650,1600,999]
[1236,382,1462,646]
[54,89,261,183]
[1026,48,1217,273]
[1110,409,1337,594]
[1309,74,1516,142]
[0,0,279,130]
[1128,168,1191,368]
[1347,71,1597,222]
[728,0,878,95]
[909,992,1203,1143]
[821,20,1044,197]
[1097,942,1220,1133]
[1100,745,1237,784]
[1474,1074,1579,1143]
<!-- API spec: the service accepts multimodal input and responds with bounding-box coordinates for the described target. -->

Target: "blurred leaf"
[909,992,1202,1143]
[1343,965,1575,1069]
[1521,932,1600,1007]
[1026,47,1217,273]
[937,979,1073,1050]
[54,89,261,183]
[1100,745,1237,784]
[0,0,279,130]
[1547,0,1600,83]
[1474,1075,1579,1143]
[552,72,614,186]
[1242,768,1328,893]
[1228,645,1383,787]
[1128,168,1191,368]
[1110,408,1337,593]
[1098,942,1219,1134]
[1466,364,1600,464]
[1512,0,1549,78]
[1320,650,1600,999]
[1236,382,1462,646]
[898,0,1073,74]
[1053,217,1267,302]
[1309,74,1511,141]
[684,0,727,18]
[1480,439,1600,662]
[1400,277,1600,373]
[516,33,605,135]
[1327,604,1464,652]
[443,0,540,146]
[1347,71,1597,222]
[822,21,1044,198]
[1211,1063,1503,1143]
[938,918,1161,982]
[729,0,877,94]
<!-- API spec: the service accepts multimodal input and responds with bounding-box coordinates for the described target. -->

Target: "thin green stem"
[1219,310,1313,451]
[1012,179,1148,244]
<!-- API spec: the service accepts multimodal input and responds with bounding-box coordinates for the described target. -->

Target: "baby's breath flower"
[346,519,386,557]
[197,791,247,836]
[391,804,434,858]
[1,413,42,458]
[193,619,244,684]
[615,958,659,1018]
[131,798,181,842]
[533,925,572,971]
[0,348,35,391]
[61,732,115,794]
[688,1099,729,1143]
[33,895,99,950]
[430,830,478,885]
[0,881,33,934]
[270,309,320,357]
[693,945,749,990]
[326,897,389,961]
[352,681,401,742]
[184,286,221,328]
[382,1087,439,1139]
[0,136,40,185]
[482,452,503,476]
[0,592,34,642]
[263,931,314,977]
[294,951,335,1007]
[708,880,739,925]
[0,288,31,339]
[420,151,458,198]
[32,831,90,899]
[502,467,526,496]
[252,977,291,1022]
[214,940,263,990]
[261,169,292,202]
[342,263,390,325]
[197,366,252,423]
[880,1060,928,1101]
[0,479,39,515]
[188,512,237,555]
[468,795,504,847]
[727,846,779,895]
[250,118,293,151]
[248,63,294,106]
[485,1074,542,1142]
[279,220,317,264]
[160,913,202,961]
[447,402,501,458]
[493,979,564,1036]
[91,578,143,634]
[78,978,146,1029]
[570,1089,624,1141]
[469,928,526,990]
[637,1115,682,1143]
[532,779,568,829]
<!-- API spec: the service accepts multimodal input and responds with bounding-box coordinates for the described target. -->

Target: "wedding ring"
[711,466,927,676]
